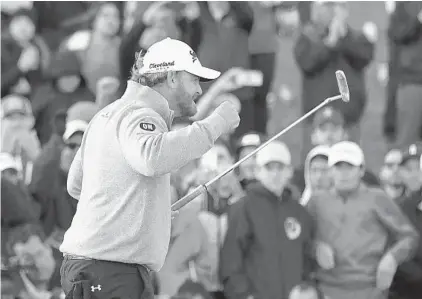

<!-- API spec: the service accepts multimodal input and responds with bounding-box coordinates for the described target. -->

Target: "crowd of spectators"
[1,1,422,299]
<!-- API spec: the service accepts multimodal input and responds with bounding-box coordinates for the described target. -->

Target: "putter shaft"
[171,94,342,211]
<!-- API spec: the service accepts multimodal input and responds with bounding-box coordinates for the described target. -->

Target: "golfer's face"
[176,72,202,117]
[332,162,362,191]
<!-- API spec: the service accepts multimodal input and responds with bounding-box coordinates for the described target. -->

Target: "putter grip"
[171,185,207,211]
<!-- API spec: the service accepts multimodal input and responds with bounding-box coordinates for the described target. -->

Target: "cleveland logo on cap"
[149,61,175,69]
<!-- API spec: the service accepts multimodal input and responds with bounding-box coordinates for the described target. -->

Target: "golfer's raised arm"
[118,104,238,177]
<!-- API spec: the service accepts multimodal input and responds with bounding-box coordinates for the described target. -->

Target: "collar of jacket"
[122,80,175,130]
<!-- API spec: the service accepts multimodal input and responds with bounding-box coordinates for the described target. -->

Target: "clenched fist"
[213,101,240,134]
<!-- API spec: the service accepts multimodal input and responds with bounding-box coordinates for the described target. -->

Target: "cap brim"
[328,157,362,167]
[63,120,88,141]
[186,66,221,82]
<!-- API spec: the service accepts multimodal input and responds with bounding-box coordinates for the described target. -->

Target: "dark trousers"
[60,255,154,299]
[251,53,276,135]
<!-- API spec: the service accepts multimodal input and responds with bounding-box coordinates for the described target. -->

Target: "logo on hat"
[149,61,175,70]
[285,217,301,240]
[189,50,198,63]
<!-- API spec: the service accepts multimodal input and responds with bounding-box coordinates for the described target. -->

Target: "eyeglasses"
[65,142,80,150]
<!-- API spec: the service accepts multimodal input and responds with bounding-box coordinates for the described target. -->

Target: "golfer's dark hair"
[130,50,168,87]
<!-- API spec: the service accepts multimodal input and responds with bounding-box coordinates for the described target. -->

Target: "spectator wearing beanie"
[31,49,94,145]
[1,6,51,98]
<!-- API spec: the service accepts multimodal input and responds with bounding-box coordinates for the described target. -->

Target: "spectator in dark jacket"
[31,49,94,145]
[1,7,50,98]
[388,2,422,148]
[294,1,374,160]
[220,141,314,299]
[389,183,422,299]
[198,2,255,137]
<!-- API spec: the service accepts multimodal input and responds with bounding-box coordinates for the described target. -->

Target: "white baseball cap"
[328,141,365,167]
[139,38,221,81]
[256,141,291,167]
[63,120,88,141]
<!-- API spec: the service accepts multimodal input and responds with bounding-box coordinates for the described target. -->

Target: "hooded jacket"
[31,50,94,145]
[294,23,374,125]
[220,182,314,299]
[300,145,331,206]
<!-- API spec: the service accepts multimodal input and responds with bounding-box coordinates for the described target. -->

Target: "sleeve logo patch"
[140,122,156,131]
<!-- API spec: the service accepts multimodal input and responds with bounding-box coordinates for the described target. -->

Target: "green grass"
[268,1,389,174]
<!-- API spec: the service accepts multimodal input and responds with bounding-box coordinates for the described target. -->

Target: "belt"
[62,254,152,274]
[63,253,93,260]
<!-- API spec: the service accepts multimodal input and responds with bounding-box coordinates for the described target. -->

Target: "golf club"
[172,70,350,211]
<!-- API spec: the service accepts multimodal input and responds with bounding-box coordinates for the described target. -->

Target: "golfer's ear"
[167,71,179,87]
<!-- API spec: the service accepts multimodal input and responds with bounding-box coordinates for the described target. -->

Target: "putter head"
[335,70,350,103]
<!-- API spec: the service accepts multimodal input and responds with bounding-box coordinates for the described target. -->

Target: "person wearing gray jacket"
[59,38,240,299]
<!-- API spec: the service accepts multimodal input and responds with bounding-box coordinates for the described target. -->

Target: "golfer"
[59,38,240,299]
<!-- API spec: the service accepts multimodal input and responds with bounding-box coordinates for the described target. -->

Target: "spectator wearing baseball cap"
[30,101,96,248]
[379,149,406,201]
[307,141,418,299]
[221,141,315,299]
[399,143,422,194]
[235,131,265,189]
